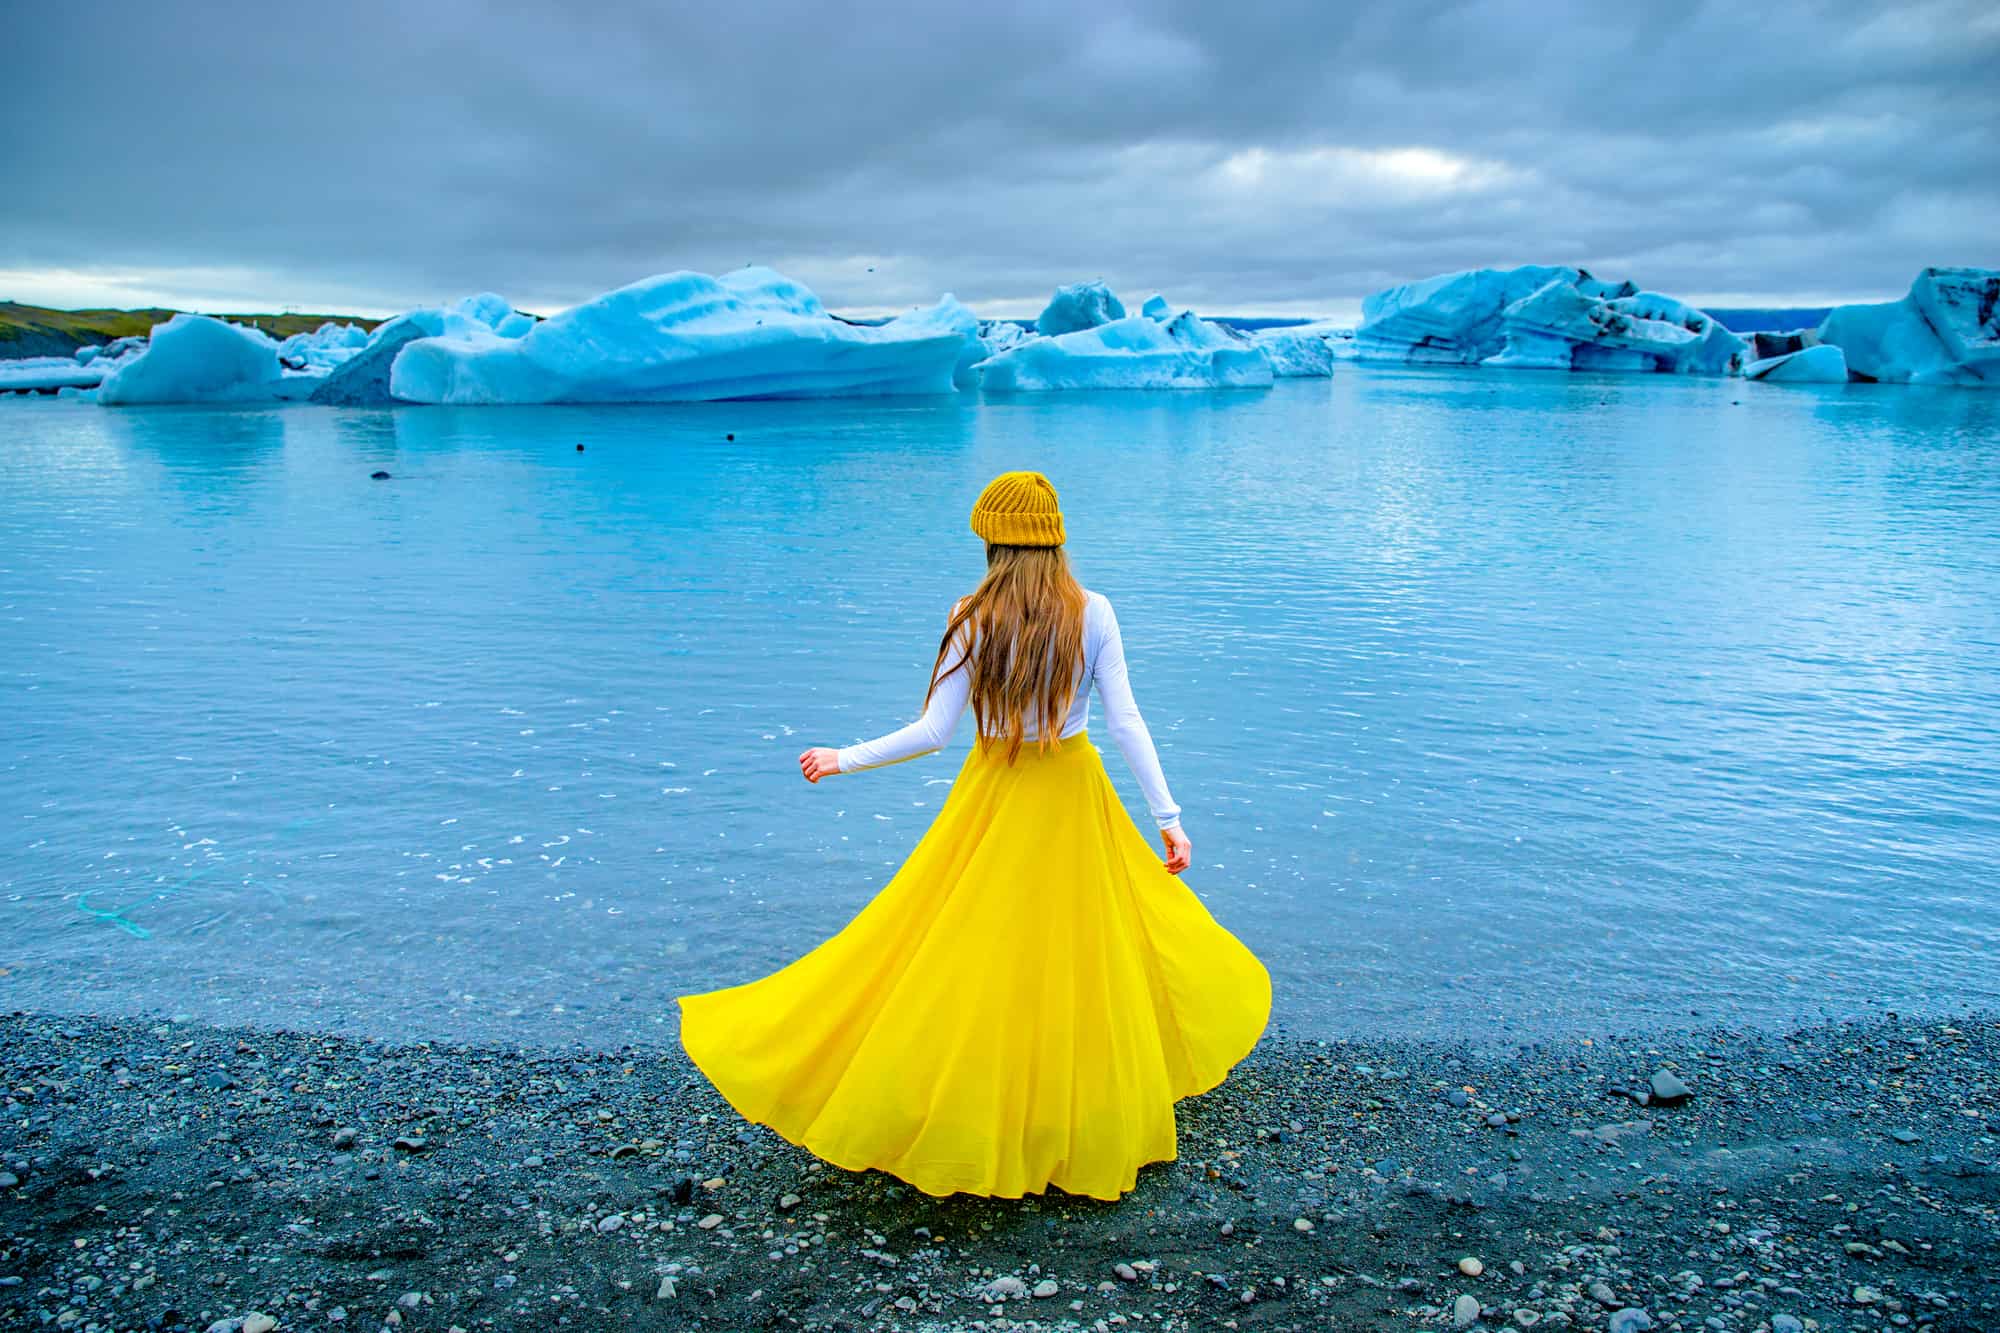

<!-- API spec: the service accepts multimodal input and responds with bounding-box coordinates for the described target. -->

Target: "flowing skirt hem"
[680,976,1256,1200]
[679,993,1260,1201]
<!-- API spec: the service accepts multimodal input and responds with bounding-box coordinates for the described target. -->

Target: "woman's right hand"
[1161,825,1192,875]
[798,747,841,783]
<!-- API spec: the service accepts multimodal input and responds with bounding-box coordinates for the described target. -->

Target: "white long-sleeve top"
[835,590,1183,830]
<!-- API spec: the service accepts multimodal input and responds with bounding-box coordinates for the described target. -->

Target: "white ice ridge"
[975,283,1274,391]
[389,268,970,404]
[1353,265,1745,375]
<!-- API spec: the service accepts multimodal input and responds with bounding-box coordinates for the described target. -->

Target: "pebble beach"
[1,1010,1993,1332]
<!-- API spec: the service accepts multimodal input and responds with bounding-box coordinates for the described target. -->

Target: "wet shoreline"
[1,1008,1994,1331]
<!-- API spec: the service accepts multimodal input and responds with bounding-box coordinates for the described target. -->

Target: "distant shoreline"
[0,301,383,361]
[3,1007,1992,1329]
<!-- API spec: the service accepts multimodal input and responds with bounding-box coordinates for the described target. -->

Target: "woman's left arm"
[1093,600,1192,873]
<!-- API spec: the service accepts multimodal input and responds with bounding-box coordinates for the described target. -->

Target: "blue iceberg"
[975,286,1273,391]
[1353,265,1743,375]
[1815,268,1998,387]
[389,268,966,404]
[97,314,311,405]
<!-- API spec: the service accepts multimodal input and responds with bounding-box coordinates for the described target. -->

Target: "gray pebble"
[983,1276,1028,1301]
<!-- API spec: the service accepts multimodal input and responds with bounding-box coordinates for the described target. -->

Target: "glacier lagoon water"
[2,373,1997,1047]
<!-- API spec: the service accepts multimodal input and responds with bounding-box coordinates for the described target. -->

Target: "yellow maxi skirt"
[677,733,1270,1201]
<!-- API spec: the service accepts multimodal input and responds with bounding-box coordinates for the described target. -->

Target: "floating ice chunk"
[0,356,108,392]
[390,267,966,404]
[1140,294,1172,321]
[1816,268,1999,386]
[98,314,298,405]
[979,295,1273,392]
[74,344,102,365]
[1744,344,1848,383]
[1034,280,1127,336]
[1250,323,1343,377]
[1353,265,1582,364]
[975,319,1033,362]
[1357,264,1742,374]
[1486,282,1745,375]
[278,320,372,373]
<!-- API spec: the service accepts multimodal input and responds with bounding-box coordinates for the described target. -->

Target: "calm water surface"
[2,373,1997,1045]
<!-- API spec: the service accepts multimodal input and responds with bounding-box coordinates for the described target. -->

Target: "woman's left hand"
[1161,825,1192,875]
[798,747,841,783]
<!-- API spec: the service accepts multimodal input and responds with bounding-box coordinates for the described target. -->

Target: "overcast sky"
[7,0,1996,320]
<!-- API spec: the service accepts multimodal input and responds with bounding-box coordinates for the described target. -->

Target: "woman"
[678,471,1269,1201]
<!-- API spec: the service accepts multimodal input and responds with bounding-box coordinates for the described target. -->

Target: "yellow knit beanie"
[970,471,1066,547]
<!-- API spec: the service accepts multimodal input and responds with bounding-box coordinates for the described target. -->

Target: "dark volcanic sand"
[0,1011,1994,1332]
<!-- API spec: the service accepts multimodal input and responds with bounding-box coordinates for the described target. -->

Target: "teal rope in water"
[75,815,321,940]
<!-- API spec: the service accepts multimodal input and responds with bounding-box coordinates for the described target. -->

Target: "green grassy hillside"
[0,301,384,359]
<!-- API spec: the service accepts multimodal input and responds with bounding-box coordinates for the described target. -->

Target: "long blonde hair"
[925,544,1088,763]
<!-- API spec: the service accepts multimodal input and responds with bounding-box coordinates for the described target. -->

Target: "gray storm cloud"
[6,0,1996,316]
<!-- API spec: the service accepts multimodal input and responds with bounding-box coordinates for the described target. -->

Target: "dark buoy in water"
[370,470,391,480]
[726,433,735,441]
[576,442,585,451]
